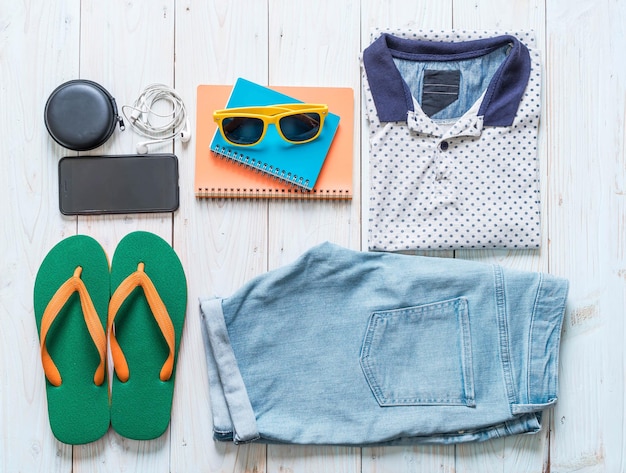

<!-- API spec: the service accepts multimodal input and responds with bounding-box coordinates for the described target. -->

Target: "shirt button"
[439,141,449,151]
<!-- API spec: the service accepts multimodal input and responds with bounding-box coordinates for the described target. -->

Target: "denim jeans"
[199,243,568,445]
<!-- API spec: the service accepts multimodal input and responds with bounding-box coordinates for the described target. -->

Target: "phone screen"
[58,154,179,215]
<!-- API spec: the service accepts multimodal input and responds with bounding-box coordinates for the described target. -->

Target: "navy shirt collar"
[362,33,531,126]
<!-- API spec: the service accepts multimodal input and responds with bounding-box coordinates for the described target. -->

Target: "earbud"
[179,119,191,143]
[135,120,192,154]
[136,139,167,154]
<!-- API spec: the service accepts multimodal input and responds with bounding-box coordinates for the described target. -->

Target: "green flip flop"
[33,235,110,444]
[108,231,187,440]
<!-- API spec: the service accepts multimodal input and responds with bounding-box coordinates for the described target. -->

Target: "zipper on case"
[110,96,125,131]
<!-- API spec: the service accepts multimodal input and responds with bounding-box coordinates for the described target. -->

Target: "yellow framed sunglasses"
[213,103,328,147]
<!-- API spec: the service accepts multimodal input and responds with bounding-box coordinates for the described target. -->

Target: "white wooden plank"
[268,446,362,473]
[77,0,174,246]
[171,1,270,472]
[360,0,456,259]
[358,2,457,473]
[547,0,626,471]
[453,0,547,273]
[450,2,549,472]
[265,1,362,472]
[362,446,457,473]
[266,0,362,257]
[0,1,79,472]
[3,1,626,472]
[73,1,176,471]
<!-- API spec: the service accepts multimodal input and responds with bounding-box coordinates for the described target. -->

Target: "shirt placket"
[434,138,452,183]
[435,115,484,184]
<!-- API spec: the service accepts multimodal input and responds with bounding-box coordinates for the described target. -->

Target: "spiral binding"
[195,186,351,199]
[213,144,311,190]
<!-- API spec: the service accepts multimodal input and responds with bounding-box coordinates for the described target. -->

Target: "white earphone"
[135,119,191,154]
[180,119,192,142]
[122,84,192,154]
[136,139,167,155]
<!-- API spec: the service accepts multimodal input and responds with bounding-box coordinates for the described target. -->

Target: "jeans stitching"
[458,298,476,407]
[360,298,475,406]
[494,265,518,407]
[527,273,544,405]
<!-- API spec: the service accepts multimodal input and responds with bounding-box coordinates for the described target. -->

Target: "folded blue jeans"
[199,243,568,445]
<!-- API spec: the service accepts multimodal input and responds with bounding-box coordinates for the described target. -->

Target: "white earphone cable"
[122,83,188,140]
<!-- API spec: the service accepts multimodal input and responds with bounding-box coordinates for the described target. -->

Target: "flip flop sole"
[109,231,187,440]
[33,235,110,444]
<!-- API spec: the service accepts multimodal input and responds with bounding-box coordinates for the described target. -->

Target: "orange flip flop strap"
[39,266,107,387]
[107,262,176,383]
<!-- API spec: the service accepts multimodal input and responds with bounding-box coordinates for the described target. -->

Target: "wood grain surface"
[1,1,623,472]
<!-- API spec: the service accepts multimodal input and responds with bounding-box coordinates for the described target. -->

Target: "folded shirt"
[361,30,542,251]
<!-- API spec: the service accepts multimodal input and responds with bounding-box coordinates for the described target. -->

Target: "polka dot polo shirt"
[362,30,541,251]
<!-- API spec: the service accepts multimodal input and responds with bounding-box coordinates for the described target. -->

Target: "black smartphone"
[58,154,179,215]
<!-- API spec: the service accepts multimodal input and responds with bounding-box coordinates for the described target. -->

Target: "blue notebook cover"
[209,78,340,190]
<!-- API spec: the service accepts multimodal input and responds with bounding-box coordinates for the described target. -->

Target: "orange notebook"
[194,83,353,199]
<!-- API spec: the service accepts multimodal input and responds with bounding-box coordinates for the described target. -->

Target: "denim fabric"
[199,243,568,446]
[362,32,531,126]
[393,44,509,121]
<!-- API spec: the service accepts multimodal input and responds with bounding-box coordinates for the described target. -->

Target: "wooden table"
[2,1,623,471]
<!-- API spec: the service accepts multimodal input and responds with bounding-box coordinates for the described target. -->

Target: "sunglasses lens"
[222,117,264,145]
[279,113,321,142]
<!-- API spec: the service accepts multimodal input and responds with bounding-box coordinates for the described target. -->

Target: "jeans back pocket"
[360,297,475,407]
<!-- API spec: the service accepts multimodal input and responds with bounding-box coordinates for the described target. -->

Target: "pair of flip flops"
[33,231,187,444]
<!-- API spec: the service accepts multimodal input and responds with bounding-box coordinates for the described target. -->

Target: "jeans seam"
[360,299,475,406]
[494,265,517,407]
[551,281,568,402]
[458,298,476,407]
[527,273,544,405]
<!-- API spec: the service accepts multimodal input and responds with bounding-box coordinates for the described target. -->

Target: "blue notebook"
[209,78,340,190]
